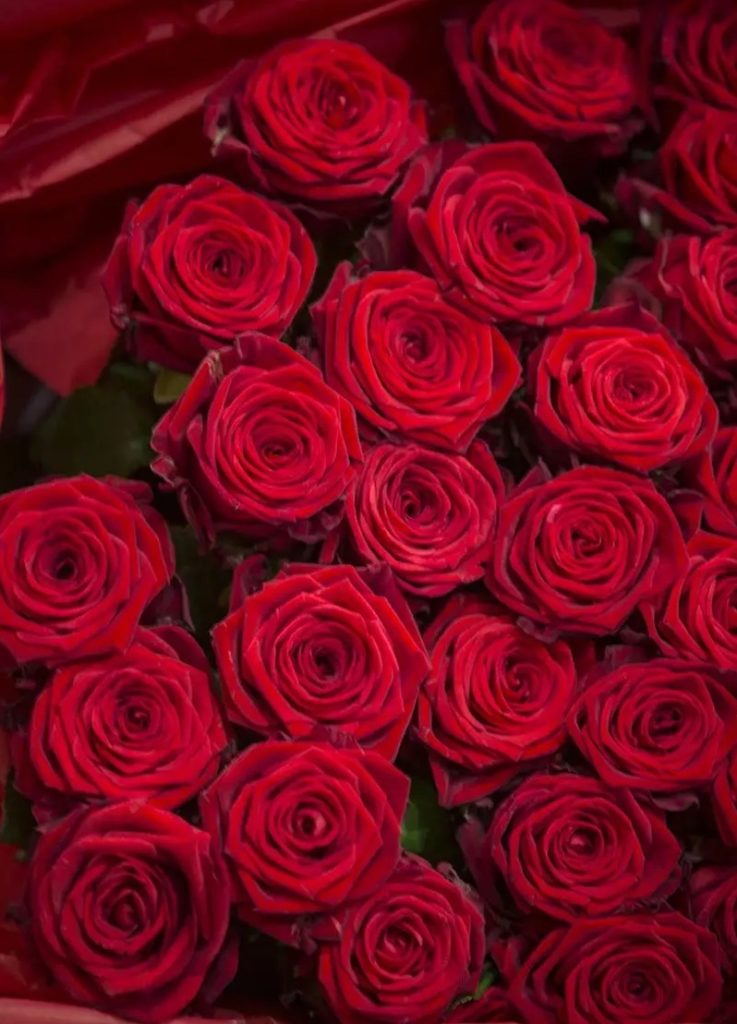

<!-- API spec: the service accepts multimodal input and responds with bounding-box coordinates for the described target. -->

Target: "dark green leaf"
[153,369,192,405]
[171,525,232,642]
[0,775,35,850]
[401,777,458,864]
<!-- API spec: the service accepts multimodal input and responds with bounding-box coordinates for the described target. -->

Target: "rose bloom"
[417,596,576,806]
[649,0,737,115]
[199,739,408,945]
[212,563,427,760]
[606,231,737,378]
[27,801,231,1024]
[487,464,687,635]
[343,440,504,597]
[690,866,737,973]
[713,746,737,846]
[529,304,716,471]
[0,475,172,666]
[403,142,601,326]
[204,39,427,216]
[507,913,722,1024]
[643,532,737,670]
[569,659,737,794]
[16,626,226,815]
[463,772,680,922]
[103,175,316,370]
[617,106,737,235]
[312,263,520,453]
[445,987,522,1022]
[317,855,484,1024]
[684,427,737,537]
[447,0,639,155]
[151,333,362,545]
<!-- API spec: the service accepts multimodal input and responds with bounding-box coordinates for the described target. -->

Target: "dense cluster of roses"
[3,1,737,1023]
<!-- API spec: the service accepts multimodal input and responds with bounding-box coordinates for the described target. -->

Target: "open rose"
[0,476,172,666]
[27,801,231,1024]
[204,39,427,216]
[447,0,639,157]
[417,595,576,806]
[713,747,737,846]
[199,739,408,945]
[311,263,520,452]
[103,175,316,370]
[463,772,680,922]
[212,563,427,760]
[343,441,503,597]
[569,659,737,794]
[16,626,226,815]
[507,913,722,1024]
[648,0,737,116]
[643,533,737,670]
[403,142,600,327]
[684,427,737,537]
[151,333,362,545]
[487,465,687,635]
[529,304,716,471]
[618,107,737,235]
[607,231,737,378]
[690,867,737,973]
[317,855,484,1024]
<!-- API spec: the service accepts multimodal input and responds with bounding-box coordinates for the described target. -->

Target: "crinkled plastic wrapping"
[0,0,639,398]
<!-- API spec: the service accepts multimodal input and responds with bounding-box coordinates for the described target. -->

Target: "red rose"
[212,563,427,760]
[690,866,737,973]
[685,427,737,537]
[16,626,226,815]
[204,39,427,216]
[618,107,737,235]
[464,772,680,922]
[151,333,362,545]
[507,913,722,1024]
[713,747,737,846]
[609,232,737,378]
[103,175,316,370]
[0,475,172,666]
[445,987,521,1022]
[569,659,737,794]
[417,596,576,806]
[343,440,503,597]
[27,801,232,1023]
[311,263,520,453]
[529,304,717,471]
[643,533,737,670]
[447,0,639,156]
[648,0,737,116]
[317,855,484,1024]
[405,142,601,327]
[487,464,687,635]
[199,739,408,945]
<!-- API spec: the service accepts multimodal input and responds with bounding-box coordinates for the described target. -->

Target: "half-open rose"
[417,595,576,806]
[487,464,687,635]
[204,39,427,217]
[344,441,504,597]
[690,866,737,974]
[312,263,519,452]
[16,626,226,815]
[27,802,232,1024]
[151,333,362,545]
[200,739,409,945]
[212,563,427,760]
[103,175,316,370]
[0,476,172,666]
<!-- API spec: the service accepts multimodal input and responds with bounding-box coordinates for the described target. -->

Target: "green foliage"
[0,775,34,850]
[31,362,158,478]
[401,777,459,865]
[153,369,192,405]
[171,525,231,642]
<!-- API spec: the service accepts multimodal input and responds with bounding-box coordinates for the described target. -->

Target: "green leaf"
[171,525,232,642]
[153,369,192,405]
[31,385,157,478]
[0,775,34,849]
[401,777,458,865]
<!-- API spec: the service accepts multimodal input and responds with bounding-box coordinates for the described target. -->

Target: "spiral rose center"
[318,77,361,128]
[649,704,683,739]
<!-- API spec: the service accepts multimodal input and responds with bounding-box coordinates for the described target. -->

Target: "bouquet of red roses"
[1,1,737,1022]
